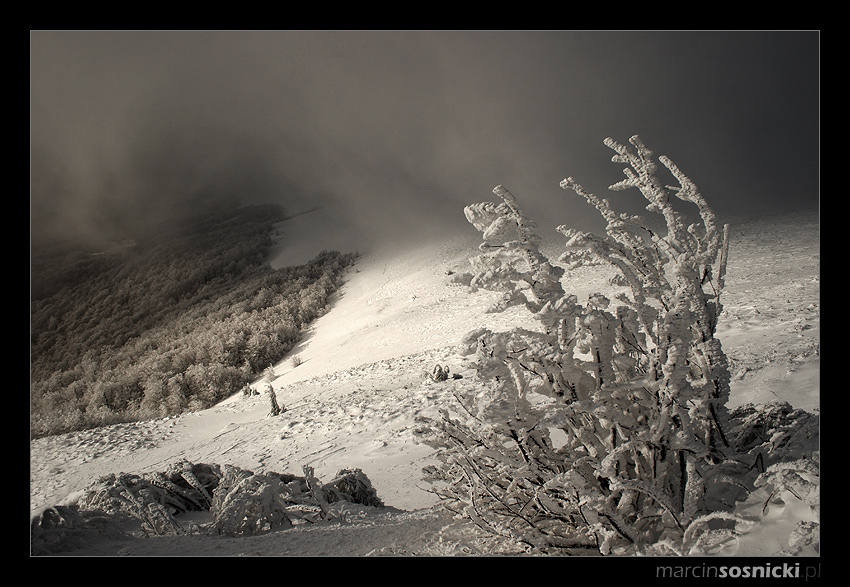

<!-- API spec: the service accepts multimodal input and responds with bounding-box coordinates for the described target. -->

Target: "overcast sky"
[30,30,819,251]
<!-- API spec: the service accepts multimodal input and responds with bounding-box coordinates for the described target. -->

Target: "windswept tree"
[417,136,742,554]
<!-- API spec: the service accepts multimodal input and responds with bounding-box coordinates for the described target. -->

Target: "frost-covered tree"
[263,366,283,416]
[417,136,739,554]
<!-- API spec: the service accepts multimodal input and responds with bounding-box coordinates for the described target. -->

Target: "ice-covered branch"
[419,135,737,555]
[458,185,565,315]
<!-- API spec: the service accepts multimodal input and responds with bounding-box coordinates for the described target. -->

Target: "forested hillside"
[31,204,358,438]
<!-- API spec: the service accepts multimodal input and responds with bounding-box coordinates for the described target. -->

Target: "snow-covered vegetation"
[30,205,357,438]
[30,141,818,557]
[417,136,818,555]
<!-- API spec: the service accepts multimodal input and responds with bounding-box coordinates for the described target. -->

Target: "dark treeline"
[31,204,358,438]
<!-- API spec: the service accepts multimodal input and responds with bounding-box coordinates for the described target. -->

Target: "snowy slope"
[30,208,819,556]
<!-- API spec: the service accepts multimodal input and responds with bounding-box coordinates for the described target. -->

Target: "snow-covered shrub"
[204,465,385,536]
[431,364,450,382]
[417,136,740,554]
[73,460,221,536]
[263,366,283,416]
[725,401,820,555]
[322,468,385,508]
[34,460,387,548]
[424,364,462,383]
[30,504,127,555]
[727,401,819,468]
[209,464,298,536]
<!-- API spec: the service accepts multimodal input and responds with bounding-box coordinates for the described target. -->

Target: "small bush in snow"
[72,460,221,537]
[263,366,283,416]
[417,136,744,554]
[32,460,387,551]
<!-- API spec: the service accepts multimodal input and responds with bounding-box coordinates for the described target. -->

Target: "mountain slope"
[30,209,819,556]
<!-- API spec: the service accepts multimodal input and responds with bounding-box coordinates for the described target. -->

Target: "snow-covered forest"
[31,204,358,438]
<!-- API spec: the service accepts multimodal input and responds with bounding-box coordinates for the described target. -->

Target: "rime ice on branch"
[418,135,738,555]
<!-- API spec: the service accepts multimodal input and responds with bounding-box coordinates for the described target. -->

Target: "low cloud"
[31,31,819,252]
